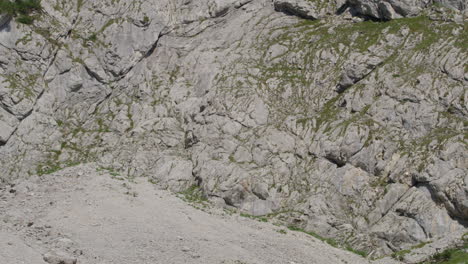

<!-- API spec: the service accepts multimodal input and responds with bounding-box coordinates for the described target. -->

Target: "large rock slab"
[273,0,346,19]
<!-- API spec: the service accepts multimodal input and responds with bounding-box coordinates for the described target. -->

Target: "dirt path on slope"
[0,164,398,264]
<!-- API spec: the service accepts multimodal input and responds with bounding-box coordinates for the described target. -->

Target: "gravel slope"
[0,164,400,264]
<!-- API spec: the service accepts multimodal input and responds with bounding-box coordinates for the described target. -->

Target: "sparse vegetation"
[424,248,468,264]
[36,159,80,176]
[148,178,158,185]
[240,213,268,222]
[87,33,97,42]
[421,234,468,264]
[276,229,287,234]
[392,241,433,260]
[287,226,368,257]
[287,226,338,247]
[178,185,208,204]
[97,167,124,180]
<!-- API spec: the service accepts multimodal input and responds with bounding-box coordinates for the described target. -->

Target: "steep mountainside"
[0,0,466,261]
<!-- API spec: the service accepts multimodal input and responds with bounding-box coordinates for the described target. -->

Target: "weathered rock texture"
[346,0,466,20]
[0,0,466,259]
[274,0,346,19]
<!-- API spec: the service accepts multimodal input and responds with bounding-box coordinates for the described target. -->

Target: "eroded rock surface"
[0,0,466,261]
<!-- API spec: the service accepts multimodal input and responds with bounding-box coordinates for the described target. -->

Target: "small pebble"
[181,246,191,252]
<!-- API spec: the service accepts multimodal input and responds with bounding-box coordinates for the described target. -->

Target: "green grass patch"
[346,245,369,258]
[86,33,97,42]
[426,248,468,264]
[240,212,268,222]
[178,185,208,204]
[423,236,468,264]
[36,162,61,176]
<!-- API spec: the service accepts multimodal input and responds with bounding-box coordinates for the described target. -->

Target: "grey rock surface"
[273,0,346,19]
[0,0,466,261]
[0,14,10,29]
[43,251,77,264]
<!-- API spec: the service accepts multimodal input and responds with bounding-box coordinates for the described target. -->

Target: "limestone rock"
[0,0,466,260]
[43,251,77,264]
[274,0,346,19]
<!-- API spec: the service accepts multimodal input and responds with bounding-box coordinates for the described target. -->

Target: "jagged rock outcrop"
[347,0,466,20]
[273,0,467,21]
[0,0,466,260]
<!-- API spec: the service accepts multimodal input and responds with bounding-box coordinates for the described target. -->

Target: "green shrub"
[15,0,41,13]
[0,1,16,16]
[0,0,41,24]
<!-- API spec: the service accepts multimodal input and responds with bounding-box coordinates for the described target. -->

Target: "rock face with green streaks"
[0,0,466,260]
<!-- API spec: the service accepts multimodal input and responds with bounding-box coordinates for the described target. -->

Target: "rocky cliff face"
[0,0,466,260]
